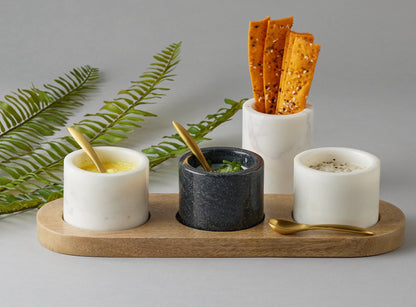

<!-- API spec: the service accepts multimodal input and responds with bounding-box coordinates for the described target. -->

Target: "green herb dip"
[214,159,243,173]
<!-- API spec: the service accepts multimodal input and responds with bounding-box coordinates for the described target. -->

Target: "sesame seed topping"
[309,159,363,173]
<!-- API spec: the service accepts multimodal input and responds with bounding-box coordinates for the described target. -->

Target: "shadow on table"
[393,215,415,254]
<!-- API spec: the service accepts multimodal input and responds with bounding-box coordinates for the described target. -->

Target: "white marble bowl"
[63,146,149,231]
[293,147,380,228]
[242,98,313,194]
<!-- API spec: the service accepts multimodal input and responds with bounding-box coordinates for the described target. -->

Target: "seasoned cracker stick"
[248,16,270,113]
[276,37,320,114]
[263,16,293,114]
[277,31,314,113]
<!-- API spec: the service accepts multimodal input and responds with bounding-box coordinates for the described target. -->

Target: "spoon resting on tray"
[67,127,107,173]
[172,121,213,172]
[268,218,374,235]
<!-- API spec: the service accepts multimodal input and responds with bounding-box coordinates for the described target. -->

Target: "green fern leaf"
[0,184,64,214]
[85,42,182,146]
[143,98,247,169]
[0,42,246,216]
[0,97,246,215]
[0,66,99,162]
[0,42,182,201]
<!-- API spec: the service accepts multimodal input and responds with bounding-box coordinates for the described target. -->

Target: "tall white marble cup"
[242,98,313,194]
[293,147,380,228]
[63,146,149,231]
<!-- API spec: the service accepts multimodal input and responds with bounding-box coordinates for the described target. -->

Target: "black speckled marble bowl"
[177,147,264,231]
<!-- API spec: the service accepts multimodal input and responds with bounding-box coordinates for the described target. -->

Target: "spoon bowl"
[268,218,374,235]
[172,121,213,172]
[67,127,106,173]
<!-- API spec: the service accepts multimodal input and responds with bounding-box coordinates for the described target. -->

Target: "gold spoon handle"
[67,127,106,173]
[310,224,374,235]
[172,121,213,172]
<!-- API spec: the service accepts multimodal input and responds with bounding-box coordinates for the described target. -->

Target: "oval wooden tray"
[37,194,405,257]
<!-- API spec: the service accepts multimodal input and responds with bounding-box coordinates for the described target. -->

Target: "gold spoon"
[268,218,374,235]
[67,127,107,173]
[172,121,213,172]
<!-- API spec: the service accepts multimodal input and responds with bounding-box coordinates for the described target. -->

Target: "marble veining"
[178,147,264,231]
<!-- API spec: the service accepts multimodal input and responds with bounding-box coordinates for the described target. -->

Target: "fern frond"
[0,66,99,162]
[0,42,182,198]
[0,184,63,214]
[0,97,246,215]
[82,42,182,145]
[143,98,247,168]
[0,40,247,217]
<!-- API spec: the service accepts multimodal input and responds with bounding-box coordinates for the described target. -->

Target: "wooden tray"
[37,194,405,257]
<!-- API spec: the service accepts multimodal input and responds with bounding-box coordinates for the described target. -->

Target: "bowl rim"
[294,147,380,176]
[243,98,313,118]
[179,146,264,176]
[64,146,148,176]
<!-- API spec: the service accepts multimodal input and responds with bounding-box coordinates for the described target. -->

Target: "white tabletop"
[1,0,415,306]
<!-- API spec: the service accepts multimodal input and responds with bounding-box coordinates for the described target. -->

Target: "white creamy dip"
[309,159,363,173]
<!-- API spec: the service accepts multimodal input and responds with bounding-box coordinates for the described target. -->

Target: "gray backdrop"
[0,0,415,306]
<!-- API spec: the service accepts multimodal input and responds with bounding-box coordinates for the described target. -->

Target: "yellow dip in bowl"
[79,161,137,173]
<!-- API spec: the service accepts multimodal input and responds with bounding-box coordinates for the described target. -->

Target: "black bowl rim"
[179,146,264,176]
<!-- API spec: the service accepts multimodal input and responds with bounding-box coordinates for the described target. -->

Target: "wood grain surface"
[37,194,405,258]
